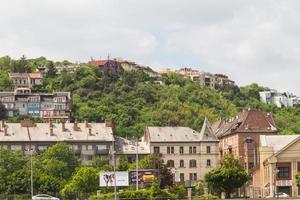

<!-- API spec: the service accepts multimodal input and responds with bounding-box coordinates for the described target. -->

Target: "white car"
[276,192,289,198]
[32,194,60,200]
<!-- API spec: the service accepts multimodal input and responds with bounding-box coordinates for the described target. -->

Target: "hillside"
[1,56,300,137]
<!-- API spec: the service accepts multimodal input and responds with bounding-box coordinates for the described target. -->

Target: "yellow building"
[253,135,300,198]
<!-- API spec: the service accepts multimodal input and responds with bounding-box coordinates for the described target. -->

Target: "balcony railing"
[81,149,95,155]
[96,149,109,155]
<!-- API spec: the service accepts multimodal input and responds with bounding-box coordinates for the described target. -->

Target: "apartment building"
[10,73,43,88]
[212,109,277,171]
[143,118,219,183]
[252,135,300,198]
[0,88,71,120]
[0,120,114,164]
[115,136,150,164]
[259,90,300,108]
[160,67,235,89]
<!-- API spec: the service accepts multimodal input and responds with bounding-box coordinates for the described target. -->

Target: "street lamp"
[111,140,117,200]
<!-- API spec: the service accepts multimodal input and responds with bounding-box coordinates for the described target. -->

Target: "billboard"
[99,171,129,187]
[129,169,158,187]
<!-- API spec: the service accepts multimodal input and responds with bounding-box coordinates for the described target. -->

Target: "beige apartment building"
[253,135,300,198]
[143,118,219,183]
[0,120,114,164]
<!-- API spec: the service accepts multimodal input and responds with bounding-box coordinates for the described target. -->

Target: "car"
[266,192,289,198]
[32,194,60,200]
[276,192,289,198]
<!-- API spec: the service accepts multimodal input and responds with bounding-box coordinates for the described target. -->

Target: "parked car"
[276,192,289,198]
[266,192,289,198]
[32,194,59,200]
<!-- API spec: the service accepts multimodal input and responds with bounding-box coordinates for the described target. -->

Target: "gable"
[199,117,219,141]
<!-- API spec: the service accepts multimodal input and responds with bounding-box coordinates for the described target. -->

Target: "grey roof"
[199,118,219,141]
[147,126,214,142]
[260,135,300,153]
[115,136,150,155]
[0,122,114,142]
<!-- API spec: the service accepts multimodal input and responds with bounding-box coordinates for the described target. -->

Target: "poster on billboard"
[129,169,158,187]
[99,171,129,187]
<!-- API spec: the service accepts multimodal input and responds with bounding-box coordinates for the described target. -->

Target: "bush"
[197,194,219,200]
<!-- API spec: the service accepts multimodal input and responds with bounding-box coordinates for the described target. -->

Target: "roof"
[260,135,300,153]
[213,109,277,138]
[146,126,218,143]
[115,136,150,155]
[199,118,219,141]
[89,60,108,66]
[0,122,114,142]
[10,73,43,79]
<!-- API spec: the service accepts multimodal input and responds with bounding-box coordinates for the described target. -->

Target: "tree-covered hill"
[1,55,300,137]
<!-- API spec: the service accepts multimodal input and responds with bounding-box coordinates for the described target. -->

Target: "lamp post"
[26,127,34,198]
[135,137,139,191]
[111,140,117,200]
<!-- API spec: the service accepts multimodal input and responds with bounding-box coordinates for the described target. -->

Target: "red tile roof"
[89,60,108,66]
[212,109,277,138]
[29,73,43,79]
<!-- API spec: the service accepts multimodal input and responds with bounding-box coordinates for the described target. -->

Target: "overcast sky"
[1,0,300,94]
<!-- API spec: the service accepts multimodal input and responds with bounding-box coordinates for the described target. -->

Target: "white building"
[259,90,300,108]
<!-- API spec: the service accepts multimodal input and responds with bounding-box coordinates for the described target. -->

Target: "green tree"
[117,155,129,171]
[61,167,98,199]
[46,61,57,78]
[205,155,250,198]
[42,143,79,179]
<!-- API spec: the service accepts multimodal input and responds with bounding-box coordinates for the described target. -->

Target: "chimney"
[0,120,4,131]
[4,125,8,136]
[49,121,54,136]
[73,121,80,131]
[105,119,113,127]
[84,120,89,128]
[62,121,65,132]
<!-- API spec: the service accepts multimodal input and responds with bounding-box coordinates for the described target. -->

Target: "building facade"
[10,73,43,88]
[0,120,114,164]
[143,118,219,183]
[259,90,300,108]
[252,135,300,198]
[212,109,277,171]
[0,88,71,120]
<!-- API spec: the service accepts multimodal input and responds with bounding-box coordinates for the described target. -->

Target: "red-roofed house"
[89,59,123,75]
[10,73,43,88]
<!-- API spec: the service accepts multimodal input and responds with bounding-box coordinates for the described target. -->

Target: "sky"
[0,0,300,94]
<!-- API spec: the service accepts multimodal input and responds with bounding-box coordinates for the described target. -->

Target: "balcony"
[81,149,95,155]
[96,149,109,155]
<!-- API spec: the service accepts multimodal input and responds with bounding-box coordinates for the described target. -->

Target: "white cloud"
[0,0,300,94]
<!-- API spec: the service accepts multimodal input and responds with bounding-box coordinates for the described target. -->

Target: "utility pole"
[135,137,139,191]
[112,140,117,200]
[26,127,33,198]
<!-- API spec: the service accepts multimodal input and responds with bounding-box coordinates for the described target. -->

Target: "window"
[193,146,196,154]
[180,160,184,168]
[83,155,93,161]
[87,145,93,150]
[189,159,197,168]
[154,146,160,154]
[278,167,289,179]
[10,145,22,151]
[206,146,211,154]
[179,146,184,154]
[180,173,185,182]
[207,159,211,167]
[189,146,196,154]
[248,162,254,169]
[167,146,174,154]
[166,160,175,168]
[189,173,197,181]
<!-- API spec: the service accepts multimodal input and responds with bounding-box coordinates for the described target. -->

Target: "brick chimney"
[4,125,8,136]
[105,119,113,127]
[84,120,89,128]
[73,121,80,131]
[49,121,54,136]
[62,121,65,132]
[0,120,4,131]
